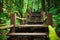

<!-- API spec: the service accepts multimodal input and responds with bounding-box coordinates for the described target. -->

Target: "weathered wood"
[16,17,27,24]
[47,13,53,26]
[10,14,16,32]
[10,14,16,25]
[26,12,44,24]
[0,25,35,30]
[8,33,47,36]
[16,25,47,28]
[0,25,13,29]
[16,17,26,20]
[8,12,48,40]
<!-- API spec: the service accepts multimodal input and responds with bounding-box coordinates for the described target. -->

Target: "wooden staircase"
[7,12,49,40]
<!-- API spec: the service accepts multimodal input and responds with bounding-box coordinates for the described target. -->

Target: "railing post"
[47,13,53,26]
[10,14,16,32]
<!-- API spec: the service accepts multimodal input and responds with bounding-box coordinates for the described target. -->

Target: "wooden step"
[8,33,47,36]
[16,25,47,28]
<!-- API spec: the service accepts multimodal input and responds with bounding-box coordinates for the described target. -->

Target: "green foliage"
[3,0,42,17]
[55,14,60,31]
[0,29,10,40]
[0,13,7,24]
[48,25,60,40]
[49,0,60,31]
[48,0,60,36]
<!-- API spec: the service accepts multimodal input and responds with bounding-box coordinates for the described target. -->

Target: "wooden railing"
[0,13,53,30]
[0,13,52,40]
[0,25,13,29]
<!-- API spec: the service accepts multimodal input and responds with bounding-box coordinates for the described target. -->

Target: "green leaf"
[48,25,60,40]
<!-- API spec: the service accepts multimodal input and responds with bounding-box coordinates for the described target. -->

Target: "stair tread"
[8,33,47,36]
[16,24,47,28]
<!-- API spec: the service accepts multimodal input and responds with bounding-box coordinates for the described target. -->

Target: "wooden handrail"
[16,17,26,20]
[0,25,14,29]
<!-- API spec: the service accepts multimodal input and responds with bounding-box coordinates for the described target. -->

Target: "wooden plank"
[16,25,47,28]
[47,13,53,26]
[8,33,47,36]
[10,14,16,32]
[10,14,16,25]
[0,24,47,29]
[16,17,26,20]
